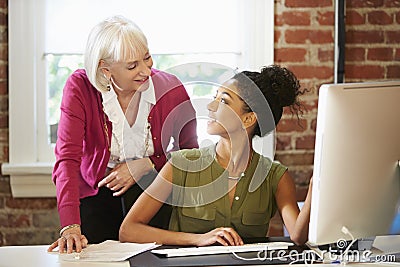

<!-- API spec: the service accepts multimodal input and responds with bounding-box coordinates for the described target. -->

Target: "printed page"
[59,240,159,262]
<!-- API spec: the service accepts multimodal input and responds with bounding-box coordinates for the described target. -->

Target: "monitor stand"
[357,237,375,251]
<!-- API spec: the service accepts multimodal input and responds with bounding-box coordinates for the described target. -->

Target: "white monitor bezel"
[309,80,400,246]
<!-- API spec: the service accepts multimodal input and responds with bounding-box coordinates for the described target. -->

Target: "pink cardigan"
[53,68,198,227]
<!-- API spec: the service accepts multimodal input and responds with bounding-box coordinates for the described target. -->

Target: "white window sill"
[1,162,56,198]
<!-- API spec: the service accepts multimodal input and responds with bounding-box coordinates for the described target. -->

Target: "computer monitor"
[308,80,400,246]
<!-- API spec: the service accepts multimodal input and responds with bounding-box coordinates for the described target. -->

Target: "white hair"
[84,15,149,92]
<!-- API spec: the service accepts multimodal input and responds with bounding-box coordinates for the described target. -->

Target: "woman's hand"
[98,157,154,196]
[194,227,243,246]
[47,226,88,254]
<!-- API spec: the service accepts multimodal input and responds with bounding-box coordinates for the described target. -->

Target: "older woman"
[48,16,198,253]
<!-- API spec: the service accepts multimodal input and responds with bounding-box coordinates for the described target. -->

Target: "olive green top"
[168,145,287,238]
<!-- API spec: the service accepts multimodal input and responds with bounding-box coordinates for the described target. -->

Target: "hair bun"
[259,65,300,108]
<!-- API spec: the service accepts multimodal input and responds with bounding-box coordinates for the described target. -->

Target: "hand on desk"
[195,227,244,246]
[47,226,88,254]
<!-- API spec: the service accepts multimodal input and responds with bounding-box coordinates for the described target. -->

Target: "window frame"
[2,0,274,197]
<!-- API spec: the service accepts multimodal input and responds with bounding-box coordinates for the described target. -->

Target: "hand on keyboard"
[194,227,243,247]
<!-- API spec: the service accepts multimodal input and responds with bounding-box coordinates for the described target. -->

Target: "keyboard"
[151,242,294,257]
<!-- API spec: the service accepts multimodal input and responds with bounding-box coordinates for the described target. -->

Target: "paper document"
[59,240,159,262]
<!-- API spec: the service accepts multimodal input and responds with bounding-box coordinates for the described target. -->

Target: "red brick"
[287,65,333,80]
[0,30,7,43]
[395,49,400,61]
[346,10,366,25]
[2,145,8,162]
[318,11,335,25]
[387,65,400,79]
[0,12,6,26]
[0,212,8,227]
[0,44,7,61]
[347,0,384,8]
[281,11,311,26]
[0,80,6,95]
[289,168,313,186]
[295,184,311,202]
[9,214,31,228]
[367,47,394,61]
[267,213,283,237]
[0,96,8,112]
[276,135,292,151]
[346,47,365,61]
[0,114,7,128]
[301,81,320,94]
[33,211,59,228]
[346,30,385,44]
[0,197,4,208]
[295,135,316,150]
[5,198,57,210]
[0,65,6,80]
[274,30,281,43]
[275,48,307,62]
[276,118,308,133]
[310,118,317,132]
[285,0,332,8]
[301,98,318,114]
[275,14,284,27]
[0,129,7,144]
[275,152,315,166]
[285,29,333,44]
[367,10,393,25]
[5,231,58,246]
[318,48,334,62]
[345,64,385,80]
[0,0,7,9]
[385,0,400,7]
[387,31,400,44]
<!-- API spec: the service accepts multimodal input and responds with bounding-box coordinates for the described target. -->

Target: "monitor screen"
[308,80,400,246]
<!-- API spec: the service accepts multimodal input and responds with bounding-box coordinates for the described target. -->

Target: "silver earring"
[104,74,111,91]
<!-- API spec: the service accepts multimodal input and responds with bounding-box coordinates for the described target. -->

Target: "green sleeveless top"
[168,145,287,238]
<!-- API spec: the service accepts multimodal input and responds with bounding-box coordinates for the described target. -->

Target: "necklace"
[228,172,245,180]
[217,149,254,181]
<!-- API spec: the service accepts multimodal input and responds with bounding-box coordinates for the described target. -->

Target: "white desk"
[0,244,398,267]
[0,245,129,267]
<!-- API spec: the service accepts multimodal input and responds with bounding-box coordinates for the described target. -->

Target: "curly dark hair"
[232,65,306,137]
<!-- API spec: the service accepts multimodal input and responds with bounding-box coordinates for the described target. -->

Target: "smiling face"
[207,79,256,138]
[101,51,153,93]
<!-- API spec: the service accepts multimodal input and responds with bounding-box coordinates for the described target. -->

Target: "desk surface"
[0,240,398,267]
[0,245,129,267]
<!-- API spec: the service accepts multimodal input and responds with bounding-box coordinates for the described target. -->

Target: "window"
[3,0,274,197]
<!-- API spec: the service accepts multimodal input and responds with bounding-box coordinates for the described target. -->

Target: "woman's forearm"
[119,222,198,246]
[291,180,313,245]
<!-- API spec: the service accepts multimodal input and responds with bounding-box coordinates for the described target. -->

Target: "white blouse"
[101,77,156,168]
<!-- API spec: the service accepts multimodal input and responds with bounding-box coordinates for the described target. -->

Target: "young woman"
[48,16,198,253]
[119,65,312,246]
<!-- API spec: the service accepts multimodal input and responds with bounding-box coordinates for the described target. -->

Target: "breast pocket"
[179,206,216,234]
[240,211,270,238]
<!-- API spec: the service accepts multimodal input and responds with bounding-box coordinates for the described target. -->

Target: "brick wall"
[0,0,399,245]
[269,0,400,236]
